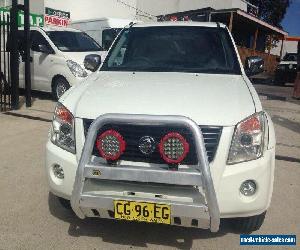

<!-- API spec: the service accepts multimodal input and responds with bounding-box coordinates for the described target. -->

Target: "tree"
[248,0,290,28]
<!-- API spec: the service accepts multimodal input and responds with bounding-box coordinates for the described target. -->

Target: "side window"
[30,31,51,52]
[107,30,129,67]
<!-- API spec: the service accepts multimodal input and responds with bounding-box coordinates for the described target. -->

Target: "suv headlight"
[67,60,88,78]
[51,103,76,154]
[227,112,266,165]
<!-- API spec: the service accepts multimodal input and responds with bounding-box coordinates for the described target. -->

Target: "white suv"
[45,22,276,232]
[18,26,106,99]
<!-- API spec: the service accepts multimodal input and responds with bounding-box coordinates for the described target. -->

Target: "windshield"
[282,53,297,62]
[47,31,103,52]
[102,28,122,50]
[101,26,241,74]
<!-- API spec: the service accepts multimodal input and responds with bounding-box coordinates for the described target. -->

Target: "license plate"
[114,200,171,224]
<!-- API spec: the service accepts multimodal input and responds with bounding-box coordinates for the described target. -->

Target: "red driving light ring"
[159,132,190,164]
[96,129,126,161]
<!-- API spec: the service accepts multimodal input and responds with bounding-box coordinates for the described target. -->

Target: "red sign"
[45,15,70,27]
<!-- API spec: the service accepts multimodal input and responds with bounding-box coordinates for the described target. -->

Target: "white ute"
[45,22,276,232]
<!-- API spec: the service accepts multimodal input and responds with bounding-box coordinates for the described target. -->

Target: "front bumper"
[45,115,275,230]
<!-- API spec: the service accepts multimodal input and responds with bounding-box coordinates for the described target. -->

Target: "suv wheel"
[231,211,266,233]
[53,77,70,100]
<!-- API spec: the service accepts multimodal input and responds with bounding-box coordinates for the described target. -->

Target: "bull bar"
[71,114,220,232]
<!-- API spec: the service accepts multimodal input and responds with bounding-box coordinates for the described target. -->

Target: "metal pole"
[252,28,259,51]
[297,41,300,70]
[228,12,233,32]
[292,41,300,99]
[279,36,285,59]
[24,0,31,107]
[10,0,19,110]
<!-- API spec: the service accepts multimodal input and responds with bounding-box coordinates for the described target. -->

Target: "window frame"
[101,26,242,75]
[30,30,54,53]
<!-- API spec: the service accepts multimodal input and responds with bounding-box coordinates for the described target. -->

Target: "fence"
[0,12,11,112]
[0,0,31,112]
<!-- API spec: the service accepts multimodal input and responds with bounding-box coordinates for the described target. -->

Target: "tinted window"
[31,31,52,52]
[16,31,25,51]
[102,26,241,74]
[283,53,297,61]
[47,31,103,52]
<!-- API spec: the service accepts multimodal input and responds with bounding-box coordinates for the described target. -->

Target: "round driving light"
[53,164,64,179]
[240,180,257,196]
[159,132,189,164]
[96,130,126,161]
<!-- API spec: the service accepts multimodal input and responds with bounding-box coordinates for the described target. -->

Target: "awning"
[236,10,288,36]
[285,36,300,42]
[209,8,288,37]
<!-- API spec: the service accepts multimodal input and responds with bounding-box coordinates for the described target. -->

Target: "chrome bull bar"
[71,114,220,232]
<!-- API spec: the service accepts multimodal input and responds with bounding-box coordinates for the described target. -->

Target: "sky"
[281,0,300,36]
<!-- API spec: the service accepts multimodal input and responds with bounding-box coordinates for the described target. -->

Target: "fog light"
[159,132,189,164]
[240,180,256,196]
[96,129,126,161]
[53,164,64,179]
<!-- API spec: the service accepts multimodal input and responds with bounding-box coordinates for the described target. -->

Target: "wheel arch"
[51,74,68,91]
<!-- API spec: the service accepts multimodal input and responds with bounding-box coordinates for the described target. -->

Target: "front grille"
[83,119,222,164]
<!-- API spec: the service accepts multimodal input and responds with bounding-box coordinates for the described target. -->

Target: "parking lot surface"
[0,85,299,249]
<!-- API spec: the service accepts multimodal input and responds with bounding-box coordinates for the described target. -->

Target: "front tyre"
[53,77,70,100]
[231,211,266,233]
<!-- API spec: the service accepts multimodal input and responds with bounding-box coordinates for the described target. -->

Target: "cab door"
[30,30,55,92]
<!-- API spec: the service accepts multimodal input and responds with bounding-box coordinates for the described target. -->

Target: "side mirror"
[245,56,264,76]
[38,44,54,54]
[84,54,102,72]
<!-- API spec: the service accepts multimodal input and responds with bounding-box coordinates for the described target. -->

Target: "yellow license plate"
[114,200,171,225]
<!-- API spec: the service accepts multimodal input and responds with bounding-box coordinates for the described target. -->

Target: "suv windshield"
[282,53,297,62]
[102,26,241,74]
[102,28,122,50]
[47,31,103,52]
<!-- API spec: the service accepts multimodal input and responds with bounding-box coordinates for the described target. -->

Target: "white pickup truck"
[45,22,276,233]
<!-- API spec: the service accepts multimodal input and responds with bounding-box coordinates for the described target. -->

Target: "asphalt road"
[0,84,299,249]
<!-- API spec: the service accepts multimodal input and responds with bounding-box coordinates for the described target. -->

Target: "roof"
[156,7,288,36]
[28,26,81,32]
[71,17,133,24]
[132,21,226,28]
[207,8,287,36]
[235,9,288,36]
[285,36,300,42]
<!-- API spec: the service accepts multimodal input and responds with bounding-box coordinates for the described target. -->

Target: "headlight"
[67,60,88,78]
[277,65,285,70]
[227,112,266,165]
[51,103,76,154]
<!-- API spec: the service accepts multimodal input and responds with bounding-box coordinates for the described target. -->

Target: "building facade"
[0,0,256,22]
[137,0,250,17]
